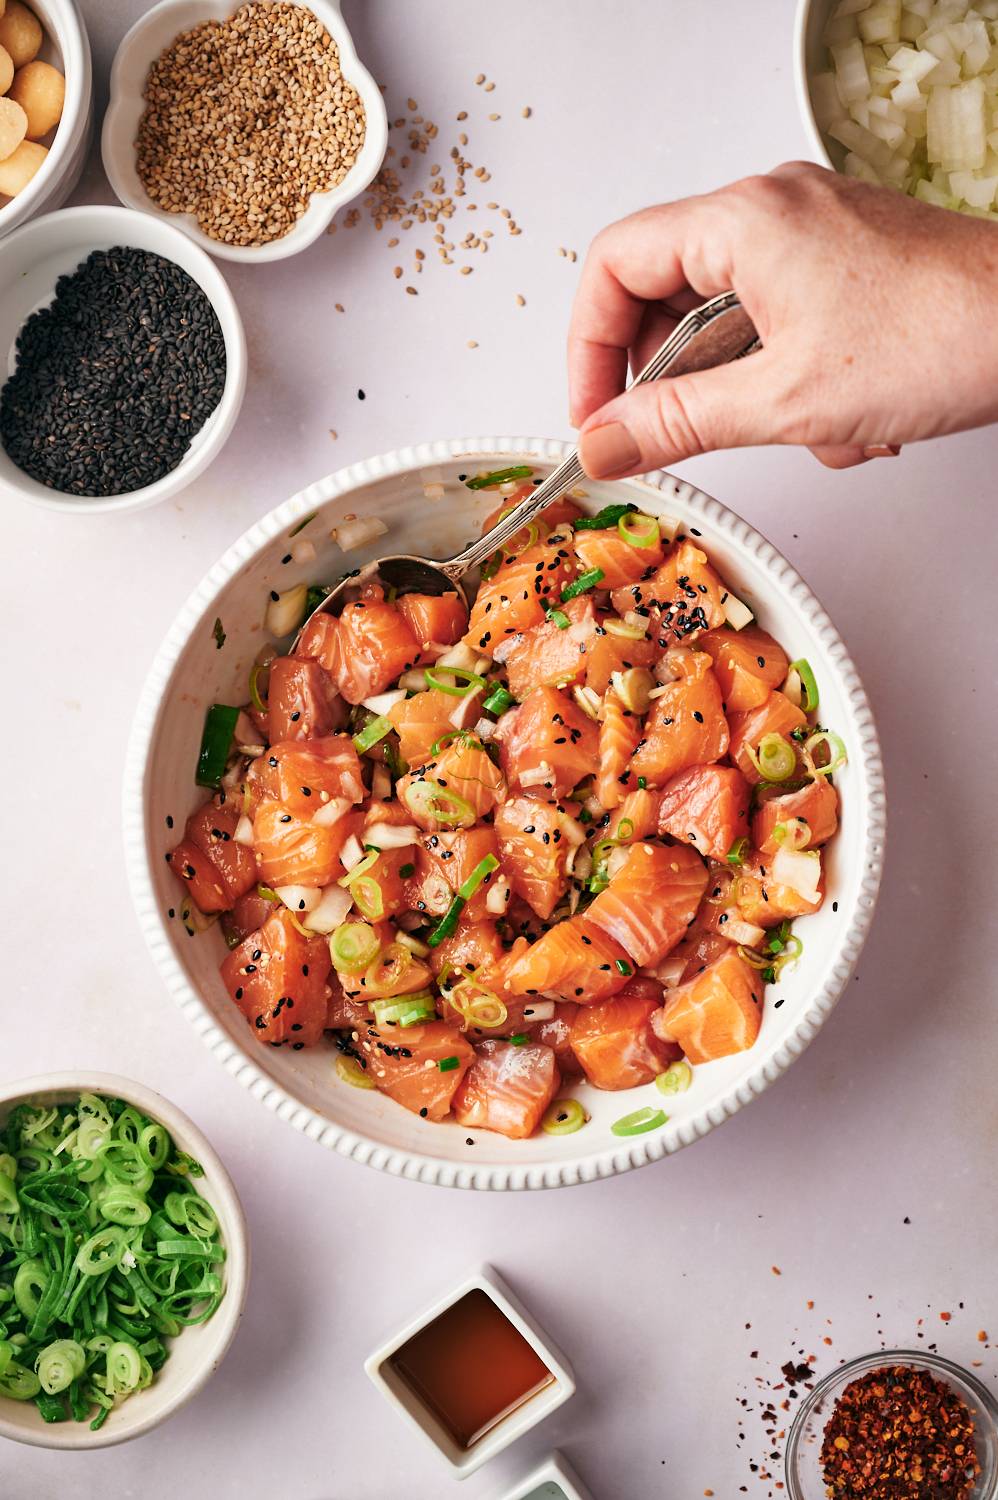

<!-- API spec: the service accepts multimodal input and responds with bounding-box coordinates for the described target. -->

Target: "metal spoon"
[295,291,759,636]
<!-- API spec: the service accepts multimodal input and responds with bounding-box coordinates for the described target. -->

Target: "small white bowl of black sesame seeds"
[0,203,247,514]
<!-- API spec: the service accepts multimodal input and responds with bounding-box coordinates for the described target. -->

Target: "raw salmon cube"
[451,1039,560,1139]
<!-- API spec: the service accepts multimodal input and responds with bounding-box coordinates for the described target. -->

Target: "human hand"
[569,161,998,476]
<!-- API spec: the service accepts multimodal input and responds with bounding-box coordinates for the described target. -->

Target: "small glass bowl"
[785,1350,998,1499]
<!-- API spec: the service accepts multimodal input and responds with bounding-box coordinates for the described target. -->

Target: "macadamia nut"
[0,135,45,195]
[0,2,42,71]
[0,93,26,160]
[0,43,13,95]
[9,60,63,138]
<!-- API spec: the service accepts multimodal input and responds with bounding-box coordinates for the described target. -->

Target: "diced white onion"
[362,689,406,715]
[485,876,511,914]
[265,583,308,639]
[370,764,392,801]
[623,611,649,635]
[723,918,767,947]
[572,685,601,720]
[234,711,265,755]
[819,1,998,214]
[721,589,755,630]
[312,797,352,828]
[520,762,553,787]
[398,669,428,692]
[521,1000,555,1021]
[275,884,321,914]
[772,848,823,906]
[605,617,646,640]
[303,885,354,934]
[234,814,254,847]
[568,845,592,882]
[782,667,803,708]
[364,821,420,849]
[474,717,496,742]
[339,834,365,870]
[606,846,630,880]
[449,686,485,728]
[331,515,388,553]
[291,539,317,566]
[435,641,479,671]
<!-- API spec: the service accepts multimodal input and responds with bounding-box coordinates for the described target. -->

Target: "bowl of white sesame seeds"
[101,0,388,264]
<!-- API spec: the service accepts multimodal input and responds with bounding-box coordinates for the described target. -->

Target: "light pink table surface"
[6,2,998,1496]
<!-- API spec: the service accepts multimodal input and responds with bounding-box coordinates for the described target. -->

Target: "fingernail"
[862,444,901,459]
[578,421,642,479]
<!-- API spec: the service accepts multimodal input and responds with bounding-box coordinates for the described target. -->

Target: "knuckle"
[650,382,709,459]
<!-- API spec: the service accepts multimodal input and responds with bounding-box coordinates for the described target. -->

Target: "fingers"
[809,443,902,468]
[568,198,737,426]
[578,351,778,478]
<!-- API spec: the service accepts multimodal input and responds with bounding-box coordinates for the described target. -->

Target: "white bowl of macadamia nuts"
[0,0,92,239]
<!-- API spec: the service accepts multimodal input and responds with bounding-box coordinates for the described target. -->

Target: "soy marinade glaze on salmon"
[168,474,846,1141]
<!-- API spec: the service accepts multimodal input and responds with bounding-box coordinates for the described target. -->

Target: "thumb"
[577,354,778,479]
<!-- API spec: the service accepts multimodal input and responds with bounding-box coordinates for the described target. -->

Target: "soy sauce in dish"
[389,1288,554,1448]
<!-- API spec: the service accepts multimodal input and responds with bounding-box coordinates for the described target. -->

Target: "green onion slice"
[573,502,638,531]
[465,465,533,490]
[352,715,394,754]
[789,658,819,713]
[335,1055,375,1090]
[289,511,317,536]
[338,850,380,888]
[561,567,604,601]
[350,876,385,922]
[372,995,437,1029]
[541,1099,588,1135]
[248,662,269,714]
[483,685,515,716]
[545,607,571,630]
[618,512,660,548]
[195,704,239,789]
[427,895,466,949]
[745,732,797,783]
[726,836,750,867]
[402,780,476,828]
[329,921,381,973]
[424,666,486,697]
[611,1106,668,1137]
[438,1055,460,1072]
[655,1061,693,1096]
[804,730,847,778]
[457,854,499,901]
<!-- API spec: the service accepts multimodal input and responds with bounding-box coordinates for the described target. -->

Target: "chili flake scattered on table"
[820,1365,981,1499]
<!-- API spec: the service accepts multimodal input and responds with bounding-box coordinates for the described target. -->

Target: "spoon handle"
[442,290,759,583]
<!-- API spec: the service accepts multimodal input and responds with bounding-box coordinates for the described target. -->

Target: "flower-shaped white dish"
[123,437,886,1190]
[101,0,388,264]
[0,1072,249,1450]
[365,1266,575,1480]
[0,204,246,514]
[0,0,93,241]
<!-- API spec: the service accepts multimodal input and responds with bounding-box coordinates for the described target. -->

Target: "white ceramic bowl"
[102,0,388,265]
[0,0,93,240]
[497,1452,594,1500]
[123,438,886,1191]
[0,204,247,514]
[795,0,844,169]
[0,1071,249,1450]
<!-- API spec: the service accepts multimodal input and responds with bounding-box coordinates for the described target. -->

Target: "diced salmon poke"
[167,471,846,1143]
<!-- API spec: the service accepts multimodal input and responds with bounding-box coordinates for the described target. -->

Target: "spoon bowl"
[294,291,759,643]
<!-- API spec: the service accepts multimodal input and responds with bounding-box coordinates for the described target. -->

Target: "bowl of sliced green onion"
[0,1072,248,1448]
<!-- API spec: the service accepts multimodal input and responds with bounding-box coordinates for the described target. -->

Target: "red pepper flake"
[820,1364,981,1499]
[772,1265,782,1276]
[940,1311,952,1322]
[977,1331,988,1343]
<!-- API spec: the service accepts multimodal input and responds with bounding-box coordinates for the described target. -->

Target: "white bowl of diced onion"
[797,0,998,213]
[123,438,886,1192]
